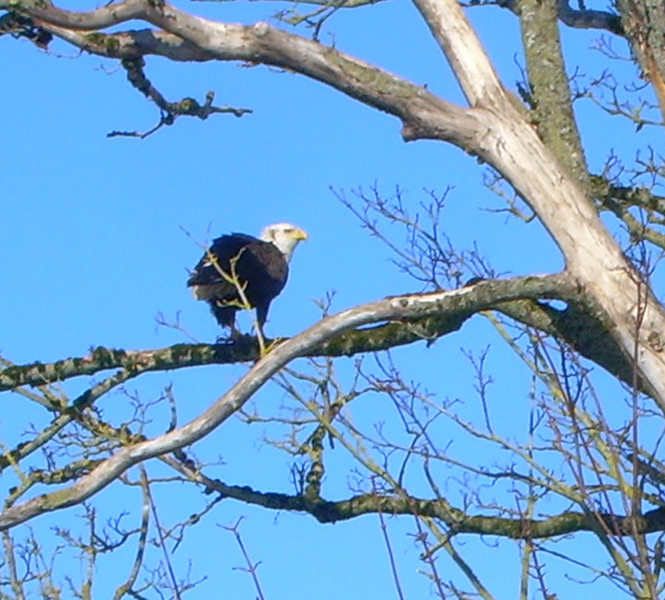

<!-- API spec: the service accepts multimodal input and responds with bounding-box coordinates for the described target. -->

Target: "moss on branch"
[0,280,644,398]
[196,477,665,539]
[0,343,251,391]
[517,0,589,191]
[591,174,665,251]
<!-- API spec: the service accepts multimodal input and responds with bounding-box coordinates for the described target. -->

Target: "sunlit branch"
[111,473,150,599]
[0,274,577,530]
[47,26,214,61]
[1,276,647,397]
[6,0,478,145]
[410,0,507,107]
[0,276,583,392]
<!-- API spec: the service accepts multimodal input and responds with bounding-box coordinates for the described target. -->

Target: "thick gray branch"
[411,0,508,107]
[8,0,480,146]
[0,274,575,530]
[0,276,585,393]
[517,0,589,190]
[1,285,646,397]
[5,0,144,29]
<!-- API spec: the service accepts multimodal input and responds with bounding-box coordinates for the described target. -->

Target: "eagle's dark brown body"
[188,224,307,337]
[188,233,289,335]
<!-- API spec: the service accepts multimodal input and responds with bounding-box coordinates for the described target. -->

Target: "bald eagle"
[188,223,308,338]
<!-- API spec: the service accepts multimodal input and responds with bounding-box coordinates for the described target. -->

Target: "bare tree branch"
[3,275,627,396]
[183,474,665,539]
[11,0,665,407]
[556,0,623,34]
[6,0,478,145]
[410,0,507,107]
[518,0,589,189]
[1,290,647,399]
[0,274,575,530]
[489,0,623,35]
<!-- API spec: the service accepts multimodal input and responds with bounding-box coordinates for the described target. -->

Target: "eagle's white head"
[260,223,308,262]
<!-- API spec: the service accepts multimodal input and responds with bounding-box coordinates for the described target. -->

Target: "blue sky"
[0,0,661,598]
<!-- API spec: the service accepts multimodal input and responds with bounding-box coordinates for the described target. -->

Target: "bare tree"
[2,0,665,597]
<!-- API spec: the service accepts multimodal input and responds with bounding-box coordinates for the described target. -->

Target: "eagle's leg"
[253,309,283,357]
[254,305,271,355]
[229,320,242,342]
[210,302,242,342]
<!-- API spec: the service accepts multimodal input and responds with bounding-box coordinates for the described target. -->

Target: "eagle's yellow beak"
[292,228,309,242]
